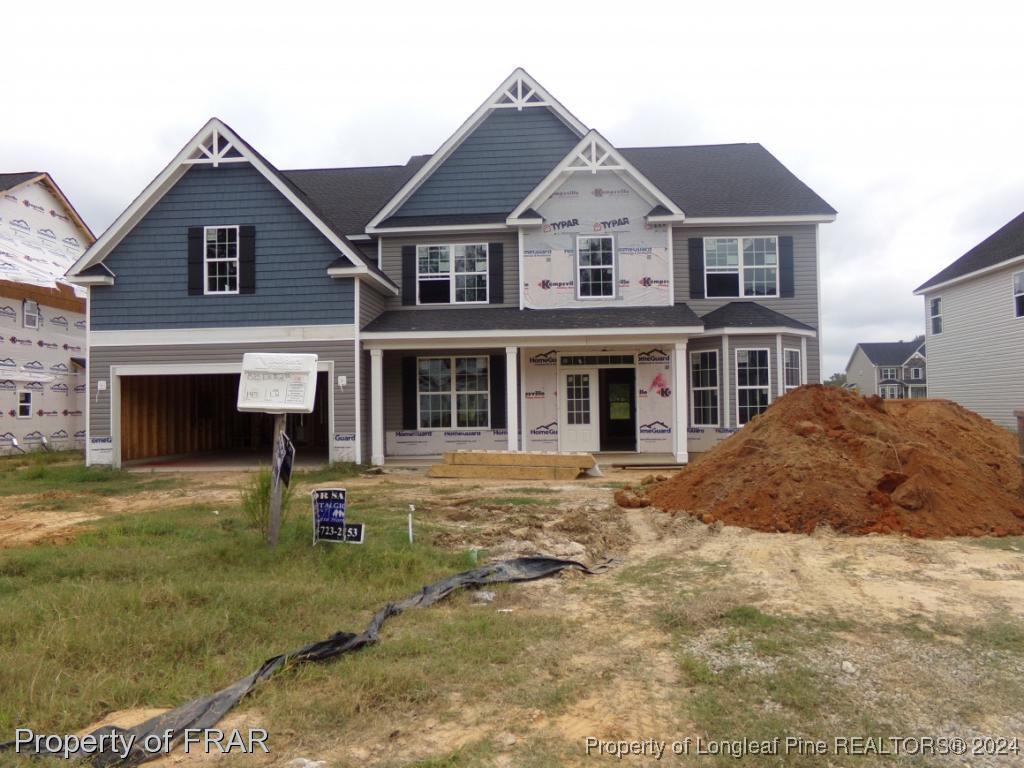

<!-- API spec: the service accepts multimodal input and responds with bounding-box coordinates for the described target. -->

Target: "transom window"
[416,244,489,304]
[417,356,489,429]
[17,391,32,418]
[784,349,802,392]
[1014,271,1024,318]
[736,348,770,425]
[577,236,615,298]
[22,299,39,329]
[704,236,779,298]
[690,350,719,426]
[204,226,239,294]
[929,297,942,334]
[566,373,591,425]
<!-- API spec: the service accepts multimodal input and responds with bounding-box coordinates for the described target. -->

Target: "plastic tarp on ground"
[2,556,608,766]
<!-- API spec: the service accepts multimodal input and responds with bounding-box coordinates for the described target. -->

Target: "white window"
[690,350,719,426]
[1014,271,1024,318]
[880,367,899,380]
[417,356,489,429]
[736,348,770,425]
[930,297,942,335]
[784,349,802,392]
[880,384,901,400]
[204,226,239,294]
[17,391,32,418]
[704,236,779,298]
[910,367,923,380]
[22,299,39,329]
[577,236,615,298]
[416,244,488,304]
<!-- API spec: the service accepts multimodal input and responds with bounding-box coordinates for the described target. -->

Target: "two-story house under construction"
[67,70,835,467]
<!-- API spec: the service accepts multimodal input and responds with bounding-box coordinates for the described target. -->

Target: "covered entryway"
[119,372,329,464]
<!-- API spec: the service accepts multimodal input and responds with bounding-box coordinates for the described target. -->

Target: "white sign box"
[237,353,318,414]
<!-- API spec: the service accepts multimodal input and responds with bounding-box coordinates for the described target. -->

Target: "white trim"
[681,215,836,226]
[775,334,784,397]
[703,235,781,299]
[347,234,372,241]
[646,213,687,223]
[666,226,675,303]
[370,349,384,465]
[367,223,507,235]
[914,254,1024,295]
[414,355,491,430]
[22,299,40,329]
[783,346,802,392]
[506,216,544,227]
[85,286,91,462]
[66,274,114,286]
[800,336,808,385]
[1013,269,1024,319]
[694,326,817,338]
[91,324,356,347]
[505,346,519,452]
[689,348,720,428]
[720,335,730,429]
[415,243,490,305]
[929,296,943,335]
[734,347,771,426]
[377,238,383,271]
[672,340,689,464]
[362,327,705,349]
[67,118,395,295]
[814,223,823,383]
[575,234,617,300]
[353,279,361,464]
[202,225,240,295]
[16,390,32,419]
[508,130,684,221]
[517,228,525,310]
[366,68,587,231]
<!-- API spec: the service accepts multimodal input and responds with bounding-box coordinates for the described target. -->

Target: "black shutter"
[688,238,704,299]
[488,242,504,304]
[401,356,418,429]
[489,353,506,429]
[779,236,794,298]
[239,225,256,294]
[187,227,204,295]
[401,245,416,305]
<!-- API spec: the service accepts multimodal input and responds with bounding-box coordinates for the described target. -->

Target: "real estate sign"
[237,352,318,414]
[312,488,364,544]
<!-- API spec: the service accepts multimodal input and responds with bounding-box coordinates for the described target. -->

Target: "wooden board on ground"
[442,450,596,469]
[427,463,583,481]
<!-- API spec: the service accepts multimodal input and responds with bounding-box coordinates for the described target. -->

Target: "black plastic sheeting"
[2,556,608,766]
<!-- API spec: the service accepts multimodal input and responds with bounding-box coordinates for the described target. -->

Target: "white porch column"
[505,346,519,452]
[776,334,785,398]
[673,340,689,464]
[721,335,730,429]
[800,336,809,384]
[370,348,384,466]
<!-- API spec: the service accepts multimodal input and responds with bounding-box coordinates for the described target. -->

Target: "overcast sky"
[5,1,1021,376]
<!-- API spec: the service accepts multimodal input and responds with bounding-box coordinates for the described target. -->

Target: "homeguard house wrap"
[67,69,835,468]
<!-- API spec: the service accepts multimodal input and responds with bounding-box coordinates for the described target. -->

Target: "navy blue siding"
[395,108,580,217]
[92,164,354,330]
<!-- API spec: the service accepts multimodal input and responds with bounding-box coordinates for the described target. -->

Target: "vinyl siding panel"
[359,284,388,328]
[923,264,1024,429]
[395,108,579,217]
[92,164,354,330]
[845,347,877,395]
[378,231,519,311]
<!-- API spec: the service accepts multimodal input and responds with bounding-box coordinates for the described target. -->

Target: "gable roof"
[915,210,1024,293]
[854,337,926,367]
[366,68,587,231]
[621,144,836,219]
[0,172,43,193]
[66,118,397,293]
[700,301,815,332]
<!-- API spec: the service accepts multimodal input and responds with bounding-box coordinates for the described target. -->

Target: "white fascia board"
[347,234,372,241]
[505,217,544,227]
[913,253,1024,295]
[362,326,705,350]
[365,68,588,231]
[646,214,687,223]
[326,266,399,296]
[68,118,380,285]
[65,274,114,286]
[111,360,334,377]
[92,323,356,347]
[680,215,836,226]
[508,130,684,221]
[695,326,817,338]
[366,222,508,235]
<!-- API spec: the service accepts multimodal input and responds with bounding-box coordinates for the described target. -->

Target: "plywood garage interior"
[119,372,329,462]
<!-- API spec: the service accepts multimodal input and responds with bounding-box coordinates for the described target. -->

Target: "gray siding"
[845,347,877,395]
[359,284,388,328]
[923,263,1024,429]
[395,108,579,217]
[89,340,356,444]
[92,164,354,330]
[672,223,821,383]
[379,231,519,311]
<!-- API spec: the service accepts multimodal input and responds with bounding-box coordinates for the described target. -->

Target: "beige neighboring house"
[0,172,94,453]
[845,336,926,399]
[914,210,1024,430]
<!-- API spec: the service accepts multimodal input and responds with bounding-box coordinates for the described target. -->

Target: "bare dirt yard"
[1,451,1023,767]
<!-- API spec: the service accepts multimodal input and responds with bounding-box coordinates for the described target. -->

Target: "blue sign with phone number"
[312,488,364,544]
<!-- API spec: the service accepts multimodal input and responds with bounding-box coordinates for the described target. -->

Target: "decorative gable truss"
[66,118,396,294]
[507,131,685,226]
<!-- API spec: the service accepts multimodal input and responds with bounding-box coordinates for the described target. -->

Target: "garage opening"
[120,372,329,465]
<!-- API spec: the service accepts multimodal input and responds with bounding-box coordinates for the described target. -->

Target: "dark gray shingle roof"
[916,211,1024,291]
[700,301,815,331]
[621,144,836,218]
[363,303,703,333]
[0,172,41,193]
[857,337,925,366]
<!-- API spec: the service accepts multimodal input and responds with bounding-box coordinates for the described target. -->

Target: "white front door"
[560,368,599,452]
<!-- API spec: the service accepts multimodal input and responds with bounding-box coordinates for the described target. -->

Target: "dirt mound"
[648,386,1024,538]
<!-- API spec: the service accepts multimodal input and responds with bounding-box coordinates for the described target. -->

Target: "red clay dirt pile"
[647,385,1024,538]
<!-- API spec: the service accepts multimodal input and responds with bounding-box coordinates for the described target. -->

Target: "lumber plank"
[427,464,582,481]
[442,450,595,469]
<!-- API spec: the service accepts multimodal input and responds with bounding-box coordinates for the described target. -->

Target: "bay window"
[690,350,719,426]
[416,244,489,304]
[704,236,779,298]
[736,348,770,425]
[577,236,615,298]
[784,349,802,392]
[417,356,490,429]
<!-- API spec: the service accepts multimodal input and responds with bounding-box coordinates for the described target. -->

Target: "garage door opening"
[120,372,329,466]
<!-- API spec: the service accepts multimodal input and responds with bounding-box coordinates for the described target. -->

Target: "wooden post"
[268,412,286,547]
